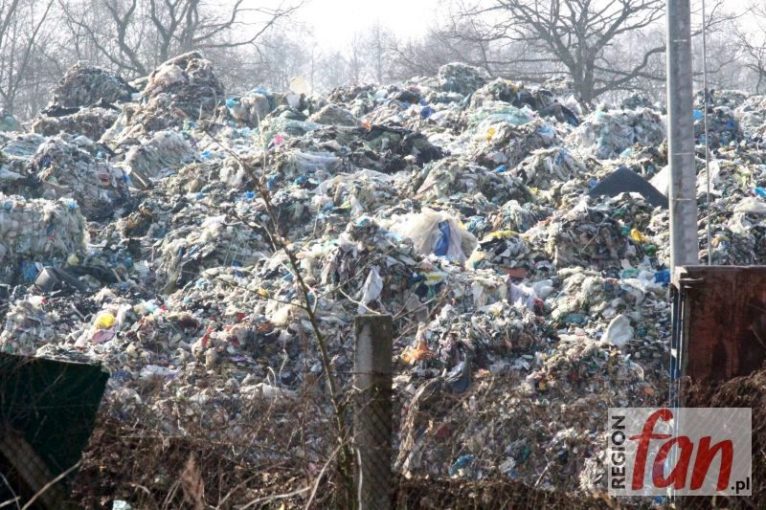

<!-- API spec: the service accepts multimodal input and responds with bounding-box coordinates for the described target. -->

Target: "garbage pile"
[30,63,136,141]
[30,135,131,220]
[0,195,87,285]
[3,55,765,502]
[569,107,665,159]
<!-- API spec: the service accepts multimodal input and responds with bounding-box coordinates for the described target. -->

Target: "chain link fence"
[2,317,764,508]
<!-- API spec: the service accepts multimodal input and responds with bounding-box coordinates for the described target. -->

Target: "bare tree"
[360,23,397,84]
[58,0,300,78]
[315,50,348,91]
[388,24,491,79]
[388,35,446,79]
[331,26,399,86]
[451,0,742,107]
[246,30,311,92]
[0,0,56,115]
[690,20,746,93]
[737,4,766,93]
[347,32,364,85]
[366,23,386,84]
[387,15,550,83]
[450,0,669,107]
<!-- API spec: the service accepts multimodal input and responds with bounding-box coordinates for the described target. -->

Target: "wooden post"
[353,314,393,510]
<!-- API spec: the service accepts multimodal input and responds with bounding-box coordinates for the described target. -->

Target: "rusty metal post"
[353,314,393,510]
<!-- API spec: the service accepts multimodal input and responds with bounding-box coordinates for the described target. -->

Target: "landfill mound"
[0,53,763,506]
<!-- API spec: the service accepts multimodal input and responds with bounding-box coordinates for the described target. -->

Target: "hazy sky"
[293,0,759,51]
[287,0,763,104]
[297,0,442,48]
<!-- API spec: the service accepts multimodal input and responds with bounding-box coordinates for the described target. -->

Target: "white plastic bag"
[601,314,634,347]
[391,209,477,262]
[358,266,384,313]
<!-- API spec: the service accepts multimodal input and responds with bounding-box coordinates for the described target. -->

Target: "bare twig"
[303,442,344,510]
[237,486,311,510]
[200,122,354,504]
[0,472,20,510]
[20,461,81,510]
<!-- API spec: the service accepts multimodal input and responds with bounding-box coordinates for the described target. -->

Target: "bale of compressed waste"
[51,63,136,108]
[103,52,225,144]
[512,147,585,190]
[29,136,130,220]
[31,106,119,141]
[0,193,87,282]
[142,51,224,120]
[569,108,665,159]
[414,156,531,205]
[694,106,742,148]
[122,129,194,183]
[309,103,358,126]
[438,62,488,96]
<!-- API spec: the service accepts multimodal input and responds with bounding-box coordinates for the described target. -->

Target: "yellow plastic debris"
[486,126,496,141]
[629,228,647,243]
[423,272,446,285]
[483,230,517,241]
[256,288,269,298]
[94,312,116,330]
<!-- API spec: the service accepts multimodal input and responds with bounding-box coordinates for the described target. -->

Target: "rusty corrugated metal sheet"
[675,266,766,382]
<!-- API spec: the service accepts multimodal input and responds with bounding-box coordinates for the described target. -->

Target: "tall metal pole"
[667,3,698,505]
[667,0,699,271]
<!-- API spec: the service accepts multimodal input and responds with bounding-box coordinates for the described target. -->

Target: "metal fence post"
[353,314,393,510]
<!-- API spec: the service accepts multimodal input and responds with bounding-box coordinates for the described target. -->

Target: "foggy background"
[0,0,762,119]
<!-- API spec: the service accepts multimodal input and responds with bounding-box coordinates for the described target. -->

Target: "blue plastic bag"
[433,220,451,256]
[448,454,475,476]
[654,269,670,286]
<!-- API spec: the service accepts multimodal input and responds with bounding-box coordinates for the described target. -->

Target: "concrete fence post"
[353,314,393,510]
